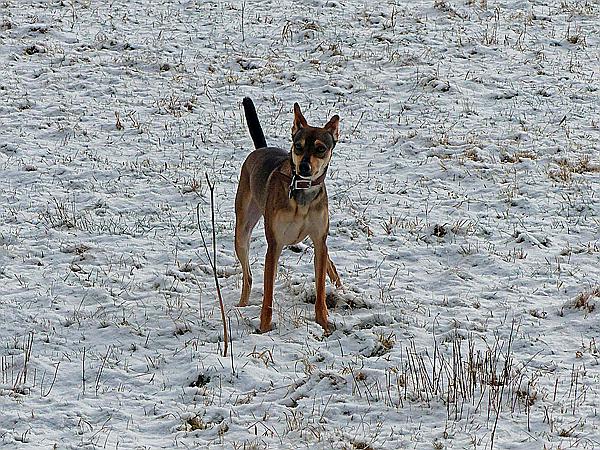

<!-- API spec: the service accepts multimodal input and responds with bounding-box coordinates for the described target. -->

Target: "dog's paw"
[310,320,336,339]
[247,321,274,334]
[324,320,337,336]
[259,318,274,334]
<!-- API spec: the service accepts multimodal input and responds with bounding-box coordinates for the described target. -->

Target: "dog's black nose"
[299,160,311,177]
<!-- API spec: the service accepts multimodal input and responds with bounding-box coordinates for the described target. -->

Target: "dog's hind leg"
[259,240,282,333]
[235,179,261,307]
[327,256,342,288]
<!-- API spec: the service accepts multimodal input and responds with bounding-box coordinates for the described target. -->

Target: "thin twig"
[42,362,60,398]
[241,1,246,42]
[229,317,235,375]
[95,346,110,396]
[197,173,229,357]
[82,347,86,396]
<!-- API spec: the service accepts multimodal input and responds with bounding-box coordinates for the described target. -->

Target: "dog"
[235,97,342,333]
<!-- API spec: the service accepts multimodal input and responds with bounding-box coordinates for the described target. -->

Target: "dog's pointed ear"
[324,114,340,142]
[292,103,308,136]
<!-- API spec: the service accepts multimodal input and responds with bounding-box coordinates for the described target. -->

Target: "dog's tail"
[242,97,267,149]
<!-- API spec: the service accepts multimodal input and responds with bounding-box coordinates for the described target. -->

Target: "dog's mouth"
[296,169,324,183]
[293,165,326,182]
[296,162,326,180]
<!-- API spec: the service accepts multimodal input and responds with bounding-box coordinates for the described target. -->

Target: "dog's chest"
[275,203,325,245]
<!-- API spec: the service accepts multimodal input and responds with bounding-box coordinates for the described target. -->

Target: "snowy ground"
[1,0,599,448]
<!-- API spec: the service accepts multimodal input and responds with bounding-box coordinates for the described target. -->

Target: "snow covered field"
[1,0,599,448]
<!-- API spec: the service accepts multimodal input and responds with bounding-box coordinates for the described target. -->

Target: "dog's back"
[239,98,289,212]
[240,147,288,213]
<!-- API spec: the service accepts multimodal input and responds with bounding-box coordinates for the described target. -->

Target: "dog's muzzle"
[299,160,311,178]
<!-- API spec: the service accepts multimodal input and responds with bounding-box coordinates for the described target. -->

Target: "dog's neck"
[291,183,323,206]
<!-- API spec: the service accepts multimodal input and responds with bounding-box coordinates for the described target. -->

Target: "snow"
[1,0,599,448]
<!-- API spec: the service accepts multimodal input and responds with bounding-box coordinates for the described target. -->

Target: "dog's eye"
[294,143,303,154]
[315,145,328,155]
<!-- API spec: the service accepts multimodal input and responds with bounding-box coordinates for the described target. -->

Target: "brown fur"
[235,101,341,333]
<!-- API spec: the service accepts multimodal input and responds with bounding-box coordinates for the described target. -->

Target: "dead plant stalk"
[197,173,229,357]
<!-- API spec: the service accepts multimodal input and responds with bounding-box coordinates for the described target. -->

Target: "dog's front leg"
[260,241,282,333]
[313,236,329,333]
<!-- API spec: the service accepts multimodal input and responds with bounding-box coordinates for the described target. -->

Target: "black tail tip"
[242,97,254,108]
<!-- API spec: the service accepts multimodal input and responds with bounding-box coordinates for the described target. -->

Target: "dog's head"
[290,103,339,180]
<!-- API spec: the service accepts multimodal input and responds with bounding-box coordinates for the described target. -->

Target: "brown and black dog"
[235,98,342,333]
